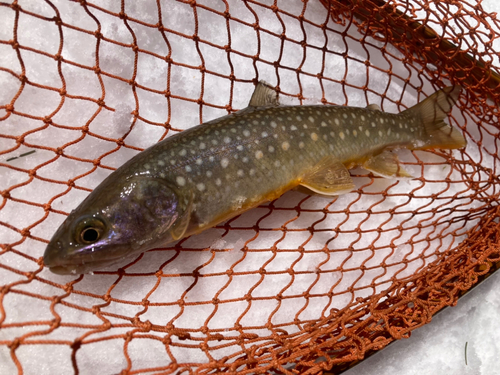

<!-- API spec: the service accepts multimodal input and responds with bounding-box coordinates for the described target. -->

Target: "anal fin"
[363,150,412,178]
[299,156,355,196]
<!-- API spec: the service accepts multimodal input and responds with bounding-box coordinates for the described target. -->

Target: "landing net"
[1,0,499,374]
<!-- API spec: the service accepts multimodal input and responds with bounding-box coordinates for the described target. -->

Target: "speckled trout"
[44,82,466,274]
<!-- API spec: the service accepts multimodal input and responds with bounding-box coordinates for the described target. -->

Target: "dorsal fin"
[248,81,280,107]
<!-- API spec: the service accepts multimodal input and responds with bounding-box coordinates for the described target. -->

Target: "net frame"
[0,0,499,373]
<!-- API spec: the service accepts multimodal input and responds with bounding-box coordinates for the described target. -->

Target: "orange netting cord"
[1,0,500,374]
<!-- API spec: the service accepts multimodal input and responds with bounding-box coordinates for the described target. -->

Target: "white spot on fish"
[221,158,229,168]
[296,115,302,121]
[206,171,212,177]
[308,116,315,123]
[343,113,348,119]
[321,121,327,127]
[379,130,383,137]
[299,142,305,148]
[215,178,222,186]
[380,118,384,124]
[270,121,277,128]
[353,130,357,137]
[311,133,318,141]
[274,160,281,167]
[253,120,259,125]
[330,131,335,137]
[365,129,370,136]
[158,160,165,166]
[196,159,203,165]
[242,156,249,163]
[334,118,340,125]
[361,115,365,121]
[179,149,187,156]
[255,150,263,159]
[291,125,297,131]
[262,131,268,137]
[237,169,244,177]
[199,142,206,149]
[185,166,192,172]
[209,156,214,162]
[176,176,186,186]
[268,146,275,152]
[197,183,205,191]
[339,132,345,140]
[371,122,376,127]
[249,169,256,176]
[224,136,231,144]
[282,141,290,151]
[243,130,250,137]
[388,128,391,135]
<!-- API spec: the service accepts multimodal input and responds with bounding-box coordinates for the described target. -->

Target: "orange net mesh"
[1,0,499,373]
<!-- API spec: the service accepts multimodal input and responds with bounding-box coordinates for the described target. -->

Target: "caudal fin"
[403,86,467,150]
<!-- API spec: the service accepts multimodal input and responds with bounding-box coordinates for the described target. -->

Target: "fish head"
[44,177,185,275]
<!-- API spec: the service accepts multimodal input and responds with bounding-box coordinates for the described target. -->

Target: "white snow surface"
[0,0,498,374]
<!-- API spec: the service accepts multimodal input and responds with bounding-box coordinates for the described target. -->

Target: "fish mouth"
[43,243,129,275]
[44,257,122,275]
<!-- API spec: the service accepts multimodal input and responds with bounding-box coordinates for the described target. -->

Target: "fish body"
[43,82,466,274]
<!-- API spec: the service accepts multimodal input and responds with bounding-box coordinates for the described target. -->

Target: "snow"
[0,0,498,374]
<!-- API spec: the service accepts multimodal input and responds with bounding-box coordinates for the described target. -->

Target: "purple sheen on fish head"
[43,177,182,275]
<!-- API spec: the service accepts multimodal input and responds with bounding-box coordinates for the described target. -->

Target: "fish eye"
[75,217,106,244]
[80,227,101,243]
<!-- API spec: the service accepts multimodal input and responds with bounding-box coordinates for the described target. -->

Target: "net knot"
[43,116,52,124]
[9,40,19,50]
[1,190,11,199]
[71,339,81,351]
[28,169,37,177]
[93,66,101,74]
[93,159,100,167]
[19,74,27,83]
[53,53,63,62]
[56,147,64,156]
[5,104,14,113]
[119,11,127,20]
[8,338,20,351]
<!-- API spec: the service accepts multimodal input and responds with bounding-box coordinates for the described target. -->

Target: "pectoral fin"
[170,197,193,240]
[363,150,412,178]
[299,156,355,196]
[248,81,280,107]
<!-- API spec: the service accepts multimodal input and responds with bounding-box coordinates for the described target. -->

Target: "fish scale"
[43,81,466,274]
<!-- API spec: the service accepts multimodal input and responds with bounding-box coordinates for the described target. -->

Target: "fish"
[43,81,466,274]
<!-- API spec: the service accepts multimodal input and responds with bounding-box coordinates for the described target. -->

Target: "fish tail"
[403,86,467,150]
